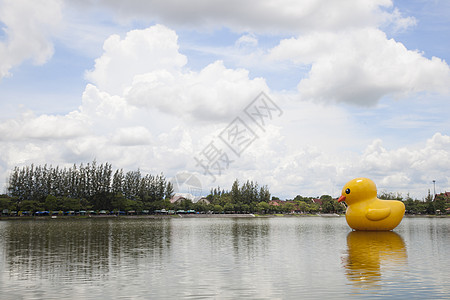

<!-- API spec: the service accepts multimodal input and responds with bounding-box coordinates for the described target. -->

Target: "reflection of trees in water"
[3,219,172,281]
[342,231,407,289]
[232,218,270,259]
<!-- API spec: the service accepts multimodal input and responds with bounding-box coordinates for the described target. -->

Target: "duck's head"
[338,177,377,205]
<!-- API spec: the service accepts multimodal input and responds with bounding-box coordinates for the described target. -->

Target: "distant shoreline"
[1,213,447,221]
[0,213,254,220]
[0,213,329,220]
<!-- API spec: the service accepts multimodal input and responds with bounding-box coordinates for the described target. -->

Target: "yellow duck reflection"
[343,231,407,288]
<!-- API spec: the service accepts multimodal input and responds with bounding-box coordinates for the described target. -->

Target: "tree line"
[203,184,346,214]
[203,179,272,214]
[4,161,173,212]
[379,191,449,215]
[1,161,448,215]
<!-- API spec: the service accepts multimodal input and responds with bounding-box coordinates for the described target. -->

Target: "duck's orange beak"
[338,195,346,203]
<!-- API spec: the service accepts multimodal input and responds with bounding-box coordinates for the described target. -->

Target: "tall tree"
[165,181,174,200]
[231,179,240,204]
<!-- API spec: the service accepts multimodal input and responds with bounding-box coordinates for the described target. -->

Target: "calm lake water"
[0,216,449,299]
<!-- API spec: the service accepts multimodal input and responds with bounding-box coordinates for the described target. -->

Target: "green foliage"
[224,202,234,212]
[434,197,446,214]
[403,198,427,214]
[241,204,250,213]
[177,200,193,211]
[19,200,42,211]
[165,181,174,199]
[61,197,82,211]
[0,197,12,211]
[400,190,450,215]
[44,195,59,211]
[257,201,270,213]
[434,193,449,214]
[293,195,314,203]
[320,195,345,214]
[206,179,272,213]
[111,193,133,211]
[6,161,173,212]
[281,202,295,213]
[6,162,448,216]
[296,201,307,212]
[213,204,223,213]
[378,191,403,201]
[426,201,435,214]
[309,202,321,213]
[193,202,209,213]
[231,179,240,204]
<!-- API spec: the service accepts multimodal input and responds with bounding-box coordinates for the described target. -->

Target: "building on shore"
[170,193,210,204]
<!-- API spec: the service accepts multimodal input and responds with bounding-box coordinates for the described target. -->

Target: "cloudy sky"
[0,0,449,200]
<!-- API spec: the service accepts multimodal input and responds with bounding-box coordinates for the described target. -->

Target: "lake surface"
[0,216,449,299]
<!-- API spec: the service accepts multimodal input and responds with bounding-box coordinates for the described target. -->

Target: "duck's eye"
[345,188,350,194]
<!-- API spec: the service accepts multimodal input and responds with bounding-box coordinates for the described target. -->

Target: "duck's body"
[344,196,405,231]
[338,178,405,231]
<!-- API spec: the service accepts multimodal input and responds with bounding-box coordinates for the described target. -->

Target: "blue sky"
[0,0,449,199]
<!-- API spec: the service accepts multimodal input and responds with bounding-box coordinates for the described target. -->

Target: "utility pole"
[433,180,436,200]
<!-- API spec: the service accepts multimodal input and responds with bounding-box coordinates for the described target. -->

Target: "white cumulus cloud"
[269,28,450,105]
[85,25,187,96]
[126,60,268,122]
[356,133,450,191]
[112,126,153,146]
[85,25,269,122]
[0,0,62,79]
[0,109,86,141]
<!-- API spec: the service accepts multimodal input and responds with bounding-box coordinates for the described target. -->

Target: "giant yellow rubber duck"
[338,177,405,231]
